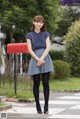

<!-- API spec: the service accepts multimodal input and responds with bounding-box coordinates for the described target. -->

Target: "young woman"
[25,15,53,114]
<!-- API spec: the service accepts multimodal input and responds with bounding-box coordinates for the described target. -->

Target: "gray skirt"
[27,49,54,75]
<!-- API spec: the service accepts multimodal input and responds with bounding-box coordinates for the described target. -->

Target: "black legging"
[32,72,50,108]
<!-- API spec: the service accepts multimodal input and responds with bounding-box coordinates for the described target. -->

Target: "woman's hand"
[36,58,45,67]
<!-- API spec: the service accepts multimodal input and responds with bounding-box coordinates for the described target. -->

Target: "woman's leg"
[32,74,42,113]
[42,72,50,114]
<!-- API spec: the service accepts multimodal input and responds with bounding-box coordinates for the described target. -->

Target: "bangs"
[33,15,45,23]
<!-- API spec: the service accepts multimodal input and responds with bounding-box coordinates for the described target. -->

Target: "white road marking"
[47,114,80,118]
[40,100,79,105]
[58,96,80,99]
[69,104,80,109]
[74,93,80,96]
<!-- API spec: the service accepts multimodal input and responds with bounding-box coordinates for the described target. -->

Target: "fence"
[0,56,33,92]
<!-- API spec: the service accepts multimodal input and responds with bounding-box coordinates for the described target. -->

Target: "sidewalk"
[1,92,80,119]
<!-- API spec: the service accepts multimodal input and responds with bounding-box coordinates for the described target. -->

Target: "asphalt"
[0,91,80,119]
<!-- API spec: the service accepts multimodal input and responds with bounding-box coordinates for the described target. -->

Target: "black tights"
[32,72,50,110]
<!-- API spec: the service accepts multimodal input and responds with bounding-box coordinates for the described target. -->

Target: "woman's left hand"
[36,58,45,67]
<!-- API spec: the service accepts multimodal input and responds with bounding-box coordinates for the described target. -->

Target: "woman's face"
[33,21,44,30]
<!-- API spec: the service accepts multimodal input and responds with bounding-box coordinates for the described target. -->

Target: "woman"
[25,15,53,114]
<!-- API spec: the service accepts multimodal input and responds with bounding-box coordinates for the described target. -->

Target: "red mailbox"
[7,43,29,54]
[7,43,29,94]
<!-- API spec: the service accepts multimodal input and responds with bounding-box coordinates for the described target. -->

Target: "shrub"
[23,53,31,62]
[53,60,70,79]
[64,20,80,76]
[49,50,64,61]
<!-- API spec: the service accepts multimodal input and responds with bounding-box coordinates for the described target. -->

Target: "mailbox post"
[7,43,29,94]
[13,39,17,94]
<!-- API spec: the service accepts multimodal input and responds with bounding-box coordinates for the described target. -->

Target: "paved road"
[0,92,80,119]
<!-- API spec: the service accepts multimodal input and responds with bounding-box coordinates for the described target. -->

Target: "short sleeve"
[45,32,50,39]
[25,32,32,40]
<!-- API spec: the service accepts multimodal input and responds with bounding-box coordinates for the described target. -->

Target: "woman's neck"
[34,29,40,33]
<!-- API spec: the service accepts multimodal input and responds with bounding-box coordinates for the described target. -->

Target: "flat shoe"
[37,111,43,114]
[44,111,48,114]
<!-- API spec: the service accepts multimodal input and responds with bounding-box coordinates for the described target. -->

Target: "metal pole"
[14,53,17,94]
[20,53,23,74]
[12,38,17,94]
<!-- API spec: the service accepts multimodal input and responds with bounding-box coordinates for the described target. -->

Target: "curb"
[18,98,34,103]
[0,104,12,111]
[51,89,80,93]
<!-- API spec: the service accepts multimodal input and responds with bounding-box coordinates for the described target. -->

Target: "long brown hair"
[31,15,46,31]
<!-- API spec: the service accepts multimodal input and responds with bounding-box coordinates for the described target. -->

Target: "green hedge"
[52,60,70,79]
[49,50,64,61]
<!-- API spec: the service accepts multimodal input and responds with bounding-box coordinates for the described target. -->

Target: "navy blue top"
[25,31,50,51]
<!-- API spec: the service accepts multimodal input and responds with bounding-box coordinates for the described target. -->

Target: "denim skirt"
[27,49,54,76]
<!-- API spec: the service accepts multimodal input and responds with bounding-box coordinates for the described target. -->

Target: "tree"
[0,0,29,42]
[54,6,80,37]
[64,20,80,76]
[0,0,60,42]
[36,0,60,33]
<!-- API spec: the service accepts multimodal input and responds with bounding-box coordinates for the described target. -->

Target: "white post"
[1,44,6,75]
[0,30,6,75]
[20,53,23,74]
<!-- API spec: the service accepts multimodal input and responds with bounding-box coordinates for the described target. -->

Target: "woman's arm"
[41,37,51,60]
[36,37,51,66]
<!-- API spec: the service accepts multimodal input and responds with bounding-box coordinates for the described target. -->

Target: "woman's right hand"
[36,58,45,67]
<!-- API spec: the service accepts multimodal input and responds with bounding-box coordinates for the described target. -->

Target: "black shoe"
[37,110,43,114]
[44,106,48,114]
[36,104,42,114]
[44,111,48,114]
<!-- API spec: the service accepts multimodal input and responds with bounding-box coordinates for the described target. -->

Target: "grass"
[0,102,6,106]
[0,89,33,99]
[40,77,80,91]
[49,77,80,91]
[0,77,80,99]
